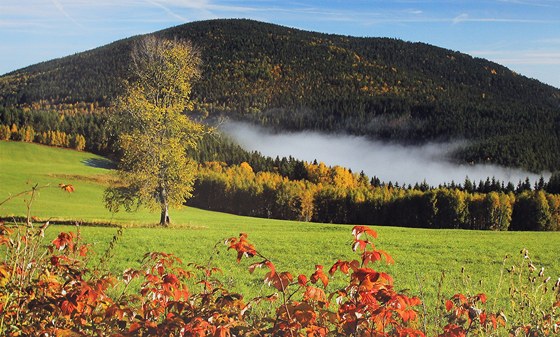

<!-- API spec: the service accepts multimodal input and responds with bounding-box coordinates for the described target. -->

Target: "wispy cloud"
[452,13,469,24]
[50,0,85,28]
[145,0,190,22]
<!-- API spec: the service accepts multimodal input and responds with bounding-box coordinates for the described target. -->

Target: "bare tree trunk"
[160,204,170,226]
[159,186,170,226]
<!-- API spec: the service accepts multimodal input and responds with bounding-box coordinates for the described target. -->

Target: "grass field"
[1,140,559,331]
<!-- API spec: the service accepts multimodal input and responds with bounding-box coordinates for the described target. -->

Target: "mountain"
[1,19,559,171]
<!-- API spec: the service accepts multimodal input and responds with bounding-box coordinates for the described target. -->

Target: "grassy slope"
[1,141,559,328]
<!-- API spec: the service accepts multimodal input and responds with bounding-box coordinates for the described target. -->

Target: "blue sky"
[1,0,559,88]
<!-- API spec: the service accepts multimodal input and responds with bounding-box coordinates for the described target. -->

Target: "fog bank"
[222,121,547,187]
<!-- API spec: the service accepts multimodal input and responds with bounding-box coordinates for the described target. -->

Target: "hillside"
[1,19,560,171]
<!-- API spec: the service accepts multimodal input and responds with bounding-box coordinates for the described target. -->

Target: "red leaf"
[476,293,487,304]
[51,255,60,267]
[61,299,77,315]
[163,273,179,285]
[452,293,467,305]
[298,274,308,287]
[480,312,487,325]
[445,300,454,312]
[292,302,317,326]
[351,225,377,240]
[265,271,293,292]
[352,239,369,252]
[214,326,230,337]
[249,260,275,275]
[52,232,75,251]
[329,260,358,276]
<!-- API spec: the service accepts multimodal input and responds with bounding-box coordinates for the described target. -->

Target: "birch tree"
[104,36,203,226]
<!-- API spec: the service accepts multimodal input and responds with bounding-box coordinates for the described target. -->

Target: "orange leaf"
[59,183,75,193]
[491,314,497,330]
[55,329,87,337]
[352,239,370,252]
[61,299,77,315]
[52,232,75,251]
[214,326,231,337]
[304,286,327,303]
[310,265,329,288]
[298,274,308,287]
[226,233,257,262]
[293,302,317,326]
[351,225,377,240]
[329,259,359,276]
[129,322,142,333]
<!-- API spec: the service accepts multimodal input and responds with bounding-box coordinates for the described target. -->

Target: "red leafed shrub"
[226,225,426,336]
[1,184,559,336]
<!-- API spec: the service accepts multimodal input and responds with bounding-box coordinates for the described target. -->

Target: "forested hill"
[1,19,560,171]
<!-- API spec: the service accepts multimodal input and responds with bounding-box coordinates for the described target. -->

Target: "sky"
[0,0,559,88]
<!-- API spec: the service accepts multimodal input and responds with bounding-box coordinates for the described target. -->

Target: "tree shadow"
[82,158,116,169]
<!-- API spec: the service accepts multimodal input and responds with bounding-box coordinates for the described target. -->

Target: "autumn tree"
[0,125,10,140]
[104,36,204,226]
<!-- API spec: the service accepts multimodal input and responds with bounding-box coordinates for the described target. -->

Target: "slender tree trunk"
[160,204,170,226]
[159,186,170,226]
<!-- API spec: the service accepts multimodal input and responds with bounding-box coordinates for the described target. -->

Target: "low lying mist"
[222,121,547,187]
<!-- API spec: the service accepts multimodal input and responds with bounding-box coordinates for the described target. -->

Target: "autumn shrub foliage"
[1,187,559,336]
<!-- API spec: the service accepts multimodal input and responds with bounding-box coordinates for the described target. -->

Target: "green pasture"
[1,141,559,332]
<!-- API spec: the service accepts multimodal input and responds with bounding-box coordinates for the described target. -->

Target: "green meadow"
[1,140,559,328]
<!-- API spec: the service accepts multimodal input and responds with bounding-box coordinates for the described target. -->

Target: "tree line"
[0,123,86,151]
[0,107,113,154]
[190,161,560,231]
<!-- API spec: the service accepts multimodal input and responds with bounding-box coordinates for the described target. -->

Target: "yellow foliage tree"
[104,36,204,226]
[0,125,10,140]
[71,134,86,151]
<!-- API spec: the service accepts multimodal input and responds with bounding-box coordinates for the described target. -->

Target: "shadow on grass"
[82,158,116,169]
